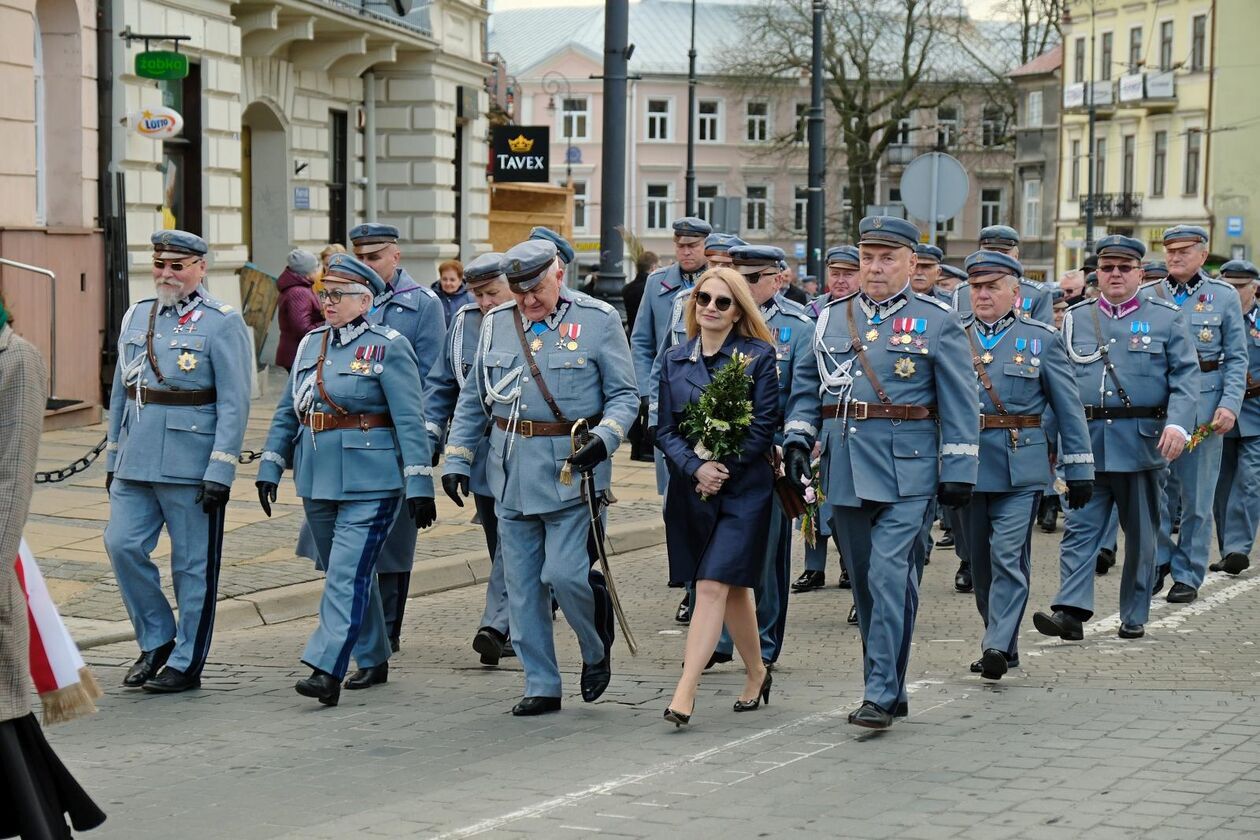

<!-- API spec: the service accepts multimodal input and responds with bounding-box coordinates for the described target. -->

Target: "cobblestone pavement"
[42,519,1260,840]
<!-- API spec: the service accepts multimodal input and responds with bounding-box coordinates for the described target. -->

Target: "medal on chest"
[352,345,385,374]
[556,322,582,351]
[1198,326,1215,343]
[176,351,197,372]
[529,322,547,353]
[894,356,916,378]
[173,310,203,334]
[1194,292,1214,313]
[1012,337,1027,365]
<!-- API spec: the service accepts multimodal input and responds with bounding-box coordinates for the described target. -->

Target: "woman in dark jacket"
[275,249,323,371]
[655,267,780,726]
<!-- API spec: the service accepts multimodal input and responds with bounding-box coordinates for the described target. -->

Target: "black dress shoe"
[791,570,826,592]
[344,662,389,690]
[1032,610,1085,641]
[837,567,851,589]
[122,639,175,687]
[674,595,691,625]
[473,627,508,666]
[581,655,611,702]
[1166,582,1198,603]
[935,531,955,549]
[893,701,908,718]
[1152,564,1170,596]
[512,696,561,716]
[970,653,1019,673]
[295,671,341,706]
[954,562,973,593]
[1210,552,1251,576]
[1037,497,1060,533]
[704,651,733,670]
[1118,623,1145,639]
[141,666,200,693]
[389,638,401,654]
[502,638,516,658]
[1095,547,1117,576]
[978,649,1008,681]
[847,701,893,730]
[847,603,858,625]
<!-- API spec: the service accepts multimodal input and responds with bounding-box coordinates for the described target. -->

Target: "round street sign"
[899,152,969,222]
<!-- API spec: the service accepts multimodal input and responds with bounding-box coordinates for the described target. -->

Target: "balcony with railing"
[1078,192,1143,221]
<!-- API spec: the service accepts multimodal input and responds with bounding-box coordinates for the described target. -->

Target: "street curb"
[76,516,665,651]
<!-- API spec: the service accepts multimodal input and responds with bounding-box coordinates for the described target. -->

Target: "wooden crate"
[488,182,574,252]
[238,262,279,361]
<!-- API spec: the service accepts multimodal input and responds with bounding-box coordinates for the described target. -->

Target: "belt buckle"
[136,384,147,403]
[851,401,869,421]
[518,419,534,437]
[311,412,327,433]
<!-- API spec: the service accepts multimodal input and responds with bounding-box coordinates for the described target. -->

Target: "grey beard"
[154,284,182,308]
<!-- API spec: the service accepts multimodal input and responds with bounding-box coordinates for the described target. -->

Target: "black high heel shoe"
[733,670,772,712]
[664,706,692,727]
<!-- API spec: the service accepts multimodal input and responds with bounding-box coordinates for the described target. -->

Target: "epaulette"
[1138,279,1163,292]
[415,285,439,299]
[777,305,813,325]
[454,301,480,317]
[1146,296,1180,311]
[487,299,518,317]
[369,324,403,341]
[913,291,952,312]
[1204,277,1236,293]
[1019,315,1059,333]
[958,312,976,326]
[1019,277,1048,291]
[571,295,615,315]
[1064,297,1094,313]
[777,296,811,317]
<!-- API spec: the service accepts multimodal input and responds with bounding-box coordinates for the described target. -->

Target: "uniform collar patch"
[334,317,371,346]
[1098,295,1142,320]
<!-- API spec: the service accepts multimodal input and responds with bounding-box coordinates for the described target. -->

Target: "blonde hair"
[684,267,774,344]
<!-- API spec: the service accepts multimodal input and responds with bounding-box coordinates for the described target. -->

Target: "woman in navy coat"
[655,266,781,725]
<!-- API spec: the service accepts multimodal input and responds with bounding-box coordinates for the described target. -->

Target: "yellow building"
[1054,0,1259,274]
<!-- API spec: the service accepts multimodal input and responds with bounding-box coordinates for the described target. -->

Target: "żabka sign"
[130,107,184,139]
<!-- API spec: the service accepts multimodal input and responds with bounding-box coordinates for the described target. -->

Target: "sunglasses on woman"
[694,291,733,311]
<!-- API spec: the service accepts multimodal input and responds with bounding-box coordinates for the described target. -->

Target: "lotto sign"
[129,107,184,139]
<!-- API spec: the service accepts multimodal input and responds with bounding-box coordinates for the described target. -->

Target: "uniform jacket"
[1142,272,1248,421]
[785,287,980,506]
[805,292,834,320]
[0,325,45,722]
[954,277,1054,324]
[258,318,434,501]
[370,268,446,385]
[1232,303,1260,438]
[443,291,639,516]
[1062,295,1199,472]
[629,261,703,399]
[106,287,254,487]
[424,302,493,495]
[959,312,1094,492]
[275,267,323,370]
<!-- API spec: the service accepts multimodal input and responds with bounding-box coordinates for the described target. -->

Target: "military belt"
[1083,405,1168,420]
[494,415,602,437]
[822,402,937,421]
[1199,359,1221,373]
[980,414,1041,429]
[1246,376,1260,400]
[300,412,393,433]
[125,385,217,406]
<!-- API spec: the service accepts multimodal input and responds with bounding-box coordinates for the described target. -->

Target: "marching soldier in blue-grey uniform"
[348,223,447,651]
[1212,260,1260,576]
[104,230,254,693]
[912,244,952,306]
[704,232,745,268]
[953,225,1054,324]
[1032,235,1199,642]
[423,252,518,665]
[954,250,1094,680]
[1142,225,1247,603]
[442,239,639,716]
[256,254,436,706]
[702,245,815,667]
[784,216,980,729]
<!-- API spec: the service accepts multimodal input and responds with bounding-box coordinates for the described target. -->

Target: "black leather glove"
[569,436,608,473]
[442,473,469,507]
[430,446,441,467]
[105,472,114,494]
[256,481,278,517]
[783,443,812,496]
[1065,480,1094,510]
[937,481,973,508]
[408,496,437,529]
[195,480,231,513]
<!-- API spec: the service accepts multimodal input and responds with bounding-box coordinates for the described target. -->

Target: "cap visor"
[858,234,913,249]
[353,242,392,255]
[674,234,705,245]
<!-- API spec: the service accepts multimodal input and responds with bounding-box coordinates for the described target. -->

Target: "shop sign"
[129,107,183,139]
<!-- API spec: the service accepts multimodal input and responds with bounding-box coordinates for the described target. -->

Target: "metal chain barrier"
[35,437,109,484]
[238,450,264,464]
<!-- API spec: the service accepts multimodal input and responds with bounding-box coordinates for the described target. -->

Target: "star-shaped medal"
[177,352,197,372]
[980,352,994,365]
[1013,353,1025,364]
[530,337,544,352]
[1198,327,1213,343]
[894,357,916,379]
[865,328,879,342]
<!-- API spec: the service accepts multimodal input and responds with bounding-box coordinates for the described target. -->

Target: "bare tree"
[1000,0,1064,64]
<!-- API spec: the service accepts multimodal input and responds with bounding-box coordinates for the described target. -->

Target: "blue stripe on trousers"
[333,498,399,679]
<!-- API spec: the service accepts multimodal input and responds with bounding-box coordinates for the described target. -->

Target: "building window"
[1100,31,1114,81]
[745,185,768,232]
[793,103,808,144]
[1159,21,1174,71]
[793,186,808,233]
[1191,15,1207,72]
[981,106,1005,147]
[1070,139,1081,200]
[329,109,348,245]
[745,101,768,142]
[1152,130,1167,197]
[1025,91,1042,129]
[1022,179,1042,239]
[646,98,670,141]
[572,180,588,231]
[936,105,958,148]
[1122,134,1135,195]
[1074,37,1086,83]
[980,188,1002,229]
[1128,26,1143,74]
[697,100,720,143]
[696,184,718,223]
[646,183,671,230]
[561,97,589,141]
[1184,129,1201,195]
[892,116,911,145]
[1094,137,1107,192]
[160,65,203,235]
[935,217,955,235]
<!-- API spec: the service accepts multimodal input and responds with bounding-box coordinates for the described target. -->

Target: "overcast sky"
[491,0,1006,16]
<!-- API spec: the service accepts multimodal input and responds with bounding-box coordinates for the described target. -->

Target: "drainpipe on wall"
[1203,0,1217,245]
[364,70,378,219]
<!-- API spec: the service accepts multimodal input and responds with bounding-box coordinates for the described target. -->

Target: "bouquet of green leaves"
[679,350,756,499]
[1185,422,1217,453]
[800,457,826,547]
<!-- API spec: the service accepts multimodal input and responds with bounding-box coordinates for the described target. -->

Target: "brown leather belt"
[125,385,217,406]
[493,415,601,437]
[1084,405,1168,420]
[300,412,393,433]
[822,402,938,421]
[1246,383,1260,400]
[1200,359,1221,373]
[981,414,1041,429]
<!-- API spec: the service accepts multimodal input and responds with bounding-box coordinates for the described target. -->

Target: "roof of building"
[490,0,1025,80]
[1008,44,1062,78]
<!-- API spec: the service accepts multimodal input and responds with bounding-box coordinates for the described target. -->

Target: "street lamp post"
[542,70,573,186]
[684,0,697,216]
[806,0,826,280]
[1084,0,1097,258]
[597,0,630,311]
